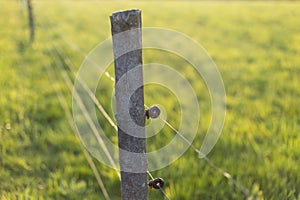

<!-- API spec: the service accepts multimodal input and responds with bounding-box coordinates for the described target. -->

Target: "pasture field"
[1,1,300,199]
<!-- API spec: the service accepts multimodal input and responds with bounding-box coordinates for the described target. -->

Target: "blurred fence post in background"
[27,0,35,42]
[110,10,148,200]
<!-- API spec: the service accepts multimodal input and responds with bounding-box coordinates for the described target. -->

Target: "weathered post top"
[111,9,141,34]
[110,9,148,200]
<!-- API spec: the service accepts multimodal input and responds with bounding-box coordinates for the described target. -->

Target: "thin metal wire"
[45,55,111,200]
[54,29,115,82]
[38,5,170,199]
[150,109,250,198]
[159,187,171,200]
[53,38,252,197]
[159,117,251,197]
[147,172,171,200]
[47,45,120,179]
[53,31,251,197]
[54,44,118,131]
[50,39,171,199]
[52,42,172,199]
[37,12,251,199]
[32,4,114,197]
[147,171,155,180]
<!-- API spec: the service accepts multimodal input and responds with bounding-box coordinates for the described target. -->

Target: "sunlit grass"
[1,1,300,199]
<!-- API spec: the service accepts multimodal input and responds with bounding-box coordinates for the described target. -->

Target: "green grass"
[1,1,300,199]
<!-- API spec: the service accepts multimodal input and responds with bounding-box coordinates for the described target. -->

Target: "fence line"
[44,54,111,200]
[39,12,252,198]
[51,28,251,197]
[50,41,171,200]
[48,20,117,82]
[54,44,118,131]
[159,117,251,197]
[36,3,169,199]
[46,44,120,179]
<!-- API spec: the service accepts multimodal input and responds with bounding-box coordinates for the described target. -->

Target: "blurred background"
[0,0,300,199]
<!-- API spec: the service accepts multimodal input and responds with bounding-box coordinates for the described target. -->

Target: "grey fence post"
[110,9,148,200]
[27,0,34,42]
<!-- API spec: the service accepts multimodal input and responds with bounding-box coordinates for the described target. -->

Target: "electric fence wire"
[51,42,171,200]
[159,118,251,197]
[37,2,170,199]
[24,3,114,199]
[51,26,251,197]
[39,6,251,197]
[53,44,117,131]
[31,6,116,200]
[46,44,120,179]
[144,105,250,196]
[45,56,111,200]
